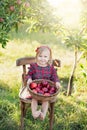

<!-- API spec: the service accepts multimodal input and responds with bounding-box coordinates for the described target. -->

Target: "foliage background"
[0,0,87,130]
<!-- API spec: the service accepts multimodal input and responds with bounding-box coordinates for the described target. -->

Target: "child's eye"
[39,55,42,57]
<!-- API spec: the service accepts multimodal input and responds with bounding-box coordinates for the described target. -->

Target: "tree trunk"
[67,25,86,96]
[67,46,78,96]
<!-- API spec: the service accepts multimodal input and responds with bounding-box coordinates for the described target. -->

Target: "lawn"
[0,25,87,130]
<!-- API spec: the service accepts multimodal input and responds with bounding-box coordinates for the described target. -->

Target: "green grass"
[0,24,87,130]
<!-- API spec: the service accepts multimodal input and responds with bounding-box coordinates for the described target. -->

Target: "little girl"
[27,46,60,120]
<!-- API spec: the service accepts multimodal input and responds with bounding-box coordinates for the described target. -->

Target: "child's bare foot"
[39,101,48,120]
[33,110,41,119]
[39,112,45,120]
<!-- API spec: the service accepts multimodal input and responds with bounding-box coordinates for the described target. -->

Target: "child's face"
[37,49,50,67]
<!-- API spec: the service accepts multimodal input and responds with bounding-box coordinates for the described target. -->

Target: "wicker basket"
[28,79,59,101]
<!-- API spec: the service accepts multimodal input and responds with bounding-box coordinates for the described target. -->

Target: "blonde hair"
[35,46,52,65]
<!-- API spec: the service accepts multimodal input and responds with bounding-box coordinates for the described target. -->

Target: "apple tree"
[0,0,30,48]
[0,0,62,48]
[24,0,62,34]
[64,27,87,96]
[59,0,87,96]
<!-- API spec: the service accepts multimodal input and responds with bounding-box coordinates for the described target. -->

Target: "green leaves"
[25,0,61,33]
[0,31,9,48]
[80,64,87,78]
[0,0,30,48]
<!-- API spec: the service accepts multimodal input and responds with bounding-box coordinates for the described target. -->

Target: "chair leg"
[20,101,26,130]
[49,102,55,130]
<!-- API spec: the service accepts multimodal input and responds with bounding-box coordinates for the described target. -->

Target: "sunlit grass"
[0,24,87,130]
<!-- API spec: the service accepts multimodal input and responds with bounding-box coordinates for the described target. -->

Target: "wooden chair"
[16,57,61,130]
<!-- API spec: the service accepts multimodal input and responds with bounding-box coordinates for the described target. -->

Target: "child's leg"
[31,98,41,119]
[40,101,49,120]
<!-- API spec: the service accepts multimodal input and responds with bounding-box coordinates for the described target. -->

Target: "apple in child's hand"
[30,82,37,89]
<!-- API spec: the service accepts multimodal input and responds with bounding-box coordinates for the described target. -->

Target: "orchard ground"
[0,24,87,130]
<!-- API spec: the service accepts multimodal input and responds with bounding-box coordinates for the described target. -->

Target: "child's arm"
[26,63,34,86]
[27,78,32,86]
[51,65,60,83]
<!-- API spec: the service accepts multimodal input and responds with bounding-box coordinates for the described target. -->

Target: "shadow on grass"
[0,100,19,130]
[53,96,87,130]
[21,95,87,130]
[60,76,69,94]
[0,80,20,130]
[0,80,87,130]
[0,80,13,101]
[0,80,19,103]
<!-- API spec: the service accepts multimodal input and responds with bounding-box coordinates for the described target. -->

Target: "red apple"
[44,93,50,96]
[32,89,37,93]
[9,6,15,11]
[38,90,44,95]
[24,2,30,8]
[37,83,42,89]
[47,84,50,89]
[41,80,48,87]
[49,90,55,94]
[30,82,37,89]
[50,87,55,91]
[0,18,4,22]
[42,87,48,92]
[17,0,21,5]
[36,87,40,92]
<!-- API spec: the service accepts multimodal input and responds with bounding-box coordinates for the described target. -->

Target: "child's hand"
[27,78,32,86]
[55,82,60,90]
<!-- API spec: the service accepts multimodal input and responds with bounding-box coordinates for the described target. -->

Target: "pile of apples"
[29,80,57,96]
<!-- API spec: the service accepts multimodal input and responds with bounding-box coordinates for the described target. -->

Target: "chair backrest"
[16,57,61,86]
